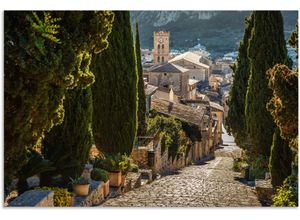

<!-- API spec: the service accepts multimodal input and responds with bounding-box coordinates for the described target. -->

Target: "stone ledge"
[73,180,104,207]
[123,172,142,193]
[9,190,54,207]
[255,179,274,205]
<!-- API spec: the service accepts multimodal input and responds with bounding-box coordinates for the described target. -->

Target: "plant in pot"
[91,168,110,197]
[119,154,138,186]
[70,176,90,197]
[95,154,122,187]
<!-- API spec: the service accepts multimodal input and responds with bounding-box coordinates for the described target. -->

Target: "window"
[164,73,167,76]
[157,56,160,63]
[158,44,160,50]
[162,56,164,62]
[162,44,164,49]
[193,76,195,79]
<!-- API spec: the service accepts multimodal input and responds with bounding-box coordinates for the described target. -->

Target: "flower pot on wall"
[109,171,121,187]
[103,180,110,197]
[73,184,90,196]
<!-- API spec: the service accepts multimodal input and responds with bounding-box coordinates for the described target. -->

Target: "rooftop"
[152,97,206,126]
[144,82,158,96]
[209,101,224,112]
[169,52,210,69]
[148,63,189,73]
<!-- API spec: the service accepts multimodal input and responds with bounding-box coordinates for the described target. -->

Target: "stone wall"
[131,131,216,176]
[131,147,149,169]
[9,190,54,207]
[73,181,104,207]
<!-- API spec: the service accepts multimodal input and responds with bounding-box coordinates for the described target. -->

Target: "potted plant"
[119,154,138,186]
[91,168,110,197]
[94,154,122,187]
[70,176,90,197]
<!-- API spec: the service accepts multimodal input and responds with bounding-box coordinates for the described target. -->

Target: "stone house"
[169,51,211,82]
[180,98,224,146]
[209,101,224,145]
[144,62,191,99]
[144,82,158,113]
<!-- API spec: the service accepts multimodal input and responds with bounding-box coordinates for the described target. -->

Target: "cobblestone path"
[101,157,261,207]
[101,126,261,207]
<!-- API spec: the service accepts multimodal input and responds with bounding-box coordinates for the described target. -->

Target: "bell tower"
[153,31,170,65]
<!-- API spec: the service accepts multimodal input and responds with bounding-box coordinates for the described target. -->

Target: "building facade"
[144,63,190,98]
[169,51,211,82]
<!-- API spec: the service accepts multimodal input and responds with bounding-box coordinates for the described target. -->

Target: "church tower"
[153,31,170,65]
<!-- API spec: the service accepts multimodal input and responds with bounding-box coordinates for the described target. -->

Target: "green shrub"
[242,151,269,180]
[69,176,90,185]
[35,187,72,207]
[119,154,138,175]
[249,155,269,180]
[92,153,137,175]
[272,175,298,207]
[91,168,109,182]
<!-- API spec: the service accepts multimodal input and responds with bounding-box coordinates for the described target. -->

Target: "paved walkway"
[101,126,261,207]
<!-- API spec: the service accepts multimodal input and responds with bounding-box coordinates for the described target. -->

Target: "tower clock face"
[159,37,163,43]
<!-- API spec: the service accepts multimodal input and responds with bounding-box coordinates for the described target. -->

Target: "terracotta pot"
[109,171,121,187]
[103,180,110,197]
[73,184,90,196]
[121,174,126,186]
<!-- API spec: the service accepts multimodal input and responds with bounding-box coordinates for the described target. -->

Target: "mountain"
[131,11,298,58]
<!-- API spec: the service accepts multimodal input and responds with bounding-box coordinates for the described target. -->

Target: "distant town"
[142,31,234,121]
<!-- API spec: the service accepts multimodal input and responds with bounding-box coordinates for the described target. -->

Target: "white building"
[168,51,211,82]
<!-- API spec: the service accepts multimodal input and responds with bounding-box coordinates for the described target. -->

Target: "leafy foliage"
[92,153,137,174]
[91,168,109,182]
[26,12,61,54]
[266,64,298,151]
[245,11,290,156]
[272,175,298,207]
[4,11,114,188]
[92,11,138,155]
[147,114,193,159]
[69,176,90,185]
[35,186,72,207]
[225,14,253,148]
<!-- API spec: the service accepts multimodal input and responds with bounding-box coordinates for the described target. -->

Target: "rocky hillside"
[131,11,298,57]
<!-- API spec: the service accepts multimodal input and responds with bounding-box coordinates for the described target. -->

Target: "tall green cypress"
[41,87,93,185]
[92,11,138,155]
[245,11,290,156]
[40,12,114,186]
[135,23,147,136]
[225,14,254,148]
[269,128,292,187]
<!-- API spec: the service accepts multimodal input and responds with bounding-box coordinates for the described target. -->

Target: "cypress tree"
[245,11,290,156]
[92,11,138,155]
[269,128,292,187]
[4,11,114,187]
[41,87,93,186]
[225,14,254,148]
[135,23,147,136]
